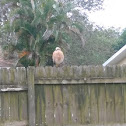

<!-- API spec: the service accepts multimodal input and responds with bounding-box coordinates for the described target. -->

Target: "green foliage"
[113,29,126,51]
[1,0,82,66]
[66,27,120,65]
[1,0,118,66]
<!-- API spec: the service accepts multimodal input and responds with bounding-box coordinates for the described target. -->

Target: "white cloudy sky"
[88,0,126,30]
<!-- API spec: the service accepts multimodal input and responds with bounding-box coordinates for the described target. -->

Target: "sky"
[88,0,126,31]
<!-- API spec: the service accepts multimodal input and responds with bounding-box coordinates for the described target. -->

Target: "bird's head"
[55,47,61,51]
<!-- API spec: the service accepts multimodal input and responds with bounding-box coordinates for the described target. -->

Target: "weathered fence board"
[45,85,54,126]
[27,67,35,126]
[63,85,71,125]
[10,92,19,121]
[34,82,126,126]
[0,67,28,126]
[90,84,98,124]
[35,85,46,126]
[81,84,90,124]
[106,84,115,123]
[1,66,126,126]
[124,84,126,123]
[35,85,41,125]
[53,85,63,126]
[18,91,28,121]
[71,85,81,125]
[98,84,106,124]
[115,84,124,123]
[1,92,10,122]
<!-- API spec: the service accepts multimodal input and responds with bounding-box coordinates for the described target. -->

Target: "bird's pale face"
[55,47,61,51]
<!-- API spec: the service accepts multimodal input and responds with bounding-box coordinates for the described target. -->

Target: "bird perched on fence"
[52,47,64,67]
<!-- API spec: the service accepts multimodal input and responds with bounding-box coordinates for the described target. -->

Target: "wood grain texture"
[18,91,28,121]
[10,92,19,121]
[98,84,106,124]
[63,85,71,125]
[45,85,54,126]
[106,84,115,123]
[1,92,10,122]
[53,85,63,126]
[0,66,126,126]
[90,84,98,124]
[115,84,124,123]
[80,84,90,125]
[123,84,126,123]
[35,85,45,126]
[27,67,35,126]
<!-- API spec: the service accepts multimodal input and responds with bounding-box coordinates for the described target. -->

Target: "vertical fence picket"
[1,68,10,123]
[98,84,106,124]
[90,84,99,124]
[70,85,81,125]
[18,91,28,121]
[80,84,90,125]
[10,92,19,121]
[1,92,10,123]
[27,67,35,126]
[41,85,46,126]
[18,68,28,121]
[106,84,115,123]
[124,83,126,123]
[53,85,63,126]
[114,84,124,123]
[35,85,42,126]
[63,85,71,125]
[45,85,54,126]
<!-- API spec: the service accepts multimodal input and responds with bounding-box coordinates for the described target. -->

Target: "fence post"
[27,67,35,126]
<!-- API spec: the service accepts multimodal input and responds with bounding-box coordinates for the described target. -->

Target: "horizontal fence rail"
[35,66,126,84]
[0,66,126,126]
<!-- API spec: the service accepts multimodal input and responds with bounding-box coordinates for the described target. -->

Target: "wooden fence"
[0,66,126,126]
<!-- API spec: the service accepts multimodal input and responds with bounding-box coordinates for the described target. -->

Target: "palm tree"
[1,0,85,67]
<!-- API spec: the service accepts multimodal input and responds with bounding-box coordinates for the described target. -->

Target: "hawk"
[52,47,64,67]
